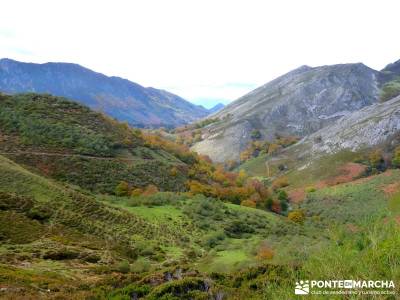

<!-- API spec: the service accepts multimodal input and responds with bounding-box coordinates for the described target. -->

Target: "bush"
[250,129,262,140]
[116,260,130,273]
[224,220,255,238]
[115,181,129,196]
[380,78,400,102]
[288,210,305,224]
[392,146,400,168]
[256,242,274,260]
[142,184,159,196]
[241,199,257,208]
[43,248,80,260]
[272,177,289,190]
[204,231,226,249]
[305,186,316,193]
[368,149,385,170]
[130,257,151,273]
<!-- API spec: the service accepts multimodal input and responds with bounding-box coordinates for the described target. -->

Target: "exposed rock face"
[0,58,209,128]
[301,95,400,155]
[192,63,380,162]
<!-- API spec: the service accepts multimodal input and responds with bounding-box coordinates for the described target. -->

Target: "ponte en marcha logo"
[295,280,396,296]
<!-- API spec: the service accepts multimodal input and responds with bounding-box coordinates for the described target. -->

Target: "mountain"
[192,63,382,162]
[249,94,400,182]
[0,58,209,128]
[208,102,225,114]
[1,81,399,299]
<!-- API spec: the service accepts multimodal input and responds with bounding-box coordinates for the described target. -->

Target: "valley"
[0,59,400,299]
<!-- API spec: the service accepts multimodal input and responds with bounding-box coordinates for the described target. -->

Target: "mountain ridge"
[192,62,386,162]
[0,58,210,128]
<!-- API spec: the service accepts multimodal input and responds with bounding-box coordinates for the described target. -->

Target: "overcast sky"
[1,0,400,108]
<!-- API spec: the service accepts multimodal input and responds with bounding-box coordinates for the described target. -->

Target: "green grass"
[299,169,400,225]
[123,205,183,221]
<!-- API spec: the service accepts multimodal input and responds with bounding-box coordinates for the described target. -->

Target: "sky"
[1,0,400,108]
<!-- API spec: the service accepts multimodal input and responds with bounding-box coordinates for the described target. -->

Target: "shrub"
[224,220,255,238]
[130,257,151,273]
[392,146,400,168]
[256,242,274,260]
[272,177,289,190]
[251,129,262,140]
[241,199,257,208]
[380,78,400,102]
[170,166,178,177]
[131,188,143,197]
[368,149,385,170]
[142,184,159,196]
[116,260,130,273]
[203,231,226,249]
[288,210,305,224]
[43,248,80,260]
[115,181,129,196]
[305,186,316,193]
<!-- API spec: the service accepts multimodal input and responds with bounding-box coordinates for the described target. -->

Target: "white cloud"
[1,0,400,107]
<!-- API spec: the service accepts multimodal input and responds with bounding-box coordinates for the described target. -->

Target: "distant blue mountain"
[208,103,225,114]
[0,58,209,127]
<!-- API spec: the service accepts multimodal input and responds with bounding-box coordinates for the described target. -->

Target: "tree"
[115,181,129,196]
[271,200,282,214]
[277,190,288,201]
[236,170,248,187]
[280,199,288,212]
[369,149,385,170]
[265,198,273,210]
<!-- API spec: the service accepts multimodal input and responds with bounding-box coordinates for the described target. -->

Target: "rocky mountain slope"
[192,63,381,162]
[301,94,400,156]
[0,58,209,128]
